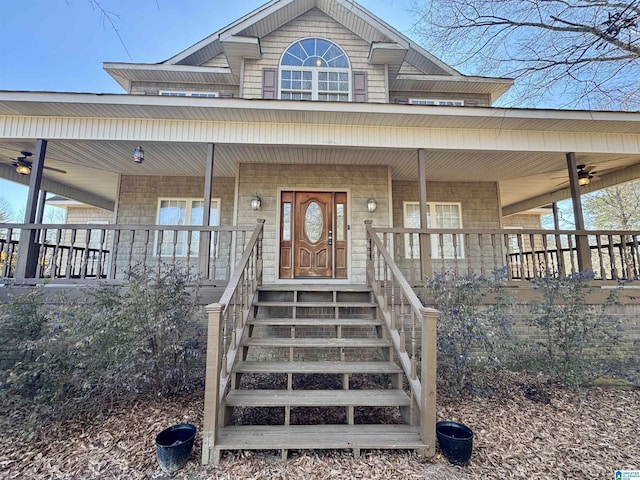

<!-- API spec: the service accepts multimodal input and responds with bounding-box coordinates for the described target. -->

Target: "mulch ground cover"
[1,372,638,479]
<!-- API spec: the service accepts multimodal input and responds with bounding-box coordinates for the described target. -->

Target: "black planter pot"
[155,423,197,474]
[436,421,473,466]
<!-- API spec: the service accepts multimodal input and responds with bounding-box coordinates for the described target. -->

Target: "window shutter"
[352,71,368,103]
[262,68,277,99]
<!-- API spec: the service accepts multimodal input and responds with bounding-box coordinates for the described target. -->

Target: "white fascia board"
[368,43,408,65]
[221,36,262,74]
[103,62,234,89]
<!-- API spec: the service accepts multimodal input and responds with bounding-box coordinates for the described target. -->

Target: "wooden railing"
[365,221,438,455]
[0,222,261,283]
[202,219,264,465]
[370,226,640,282]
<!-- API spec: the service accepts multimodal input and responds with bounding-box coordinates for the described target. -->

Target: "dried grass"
[0,373,638,479]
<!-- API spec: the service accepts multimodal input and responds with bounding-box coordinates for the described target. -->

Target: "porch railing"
[365,221,438,455]
[202,219,264,465]
[0,222,261,283]
[369,226,640,282]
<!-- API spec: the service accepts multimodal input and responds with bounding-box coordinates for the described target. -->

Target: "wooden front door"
[279,191,347,279]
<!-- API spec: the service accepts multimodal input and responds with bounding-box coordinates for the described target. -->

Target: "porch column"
[566,152,592,272]
[417,149,432,279]
[15,139,47,279]
[198,143,215,278]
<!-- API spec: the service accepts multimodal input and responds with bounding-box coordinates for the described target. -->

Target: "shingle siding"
[242,8,387,102]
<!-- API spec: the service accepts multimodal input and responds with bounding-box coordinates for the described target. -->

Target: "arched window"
[279,38,351,102]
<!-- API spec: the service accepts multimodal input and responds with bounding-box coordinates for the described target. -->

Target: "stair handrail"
[365,220,438,455]
[202,219,264,465]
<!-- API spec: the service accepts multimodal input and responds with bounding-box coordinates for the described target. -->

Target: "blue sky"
[0,0,416,219]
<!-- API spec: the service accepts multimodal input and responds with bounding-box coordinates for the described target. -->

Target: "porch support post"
[420,306,438,456]
[202,302,224,465]
[417,149,432,280]
[36,190,47,224]
[566,152,592,272]
[552,202,560,230]
[199,143,215,278]
[15,139,47,279]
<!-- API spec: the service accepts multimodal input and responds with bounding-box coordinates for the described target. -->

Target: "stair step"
[242,338,391,348]
[215,424,424,450]
[234,360,401,375]
[248,318,383,327]
[225,389,410,407]
[258,285,371,292]
[253,301,377,308]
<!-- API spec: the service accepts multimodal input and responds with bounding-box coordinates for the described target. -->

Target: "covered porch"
[2,93,640,290]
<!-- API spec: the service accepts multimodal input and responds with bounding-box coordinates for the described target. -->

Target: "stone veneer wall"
[392,180,503,277]
[236,163,390,284]
[114,175,236,279]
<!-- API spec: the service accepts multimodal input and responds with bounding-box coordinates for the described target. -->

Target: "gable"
[103,0,512,102]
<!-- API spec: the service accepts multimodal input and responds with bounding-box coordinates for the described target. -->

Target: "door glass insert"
[304,201,323,243]
[336,203,345,241]
[283,203,292,241]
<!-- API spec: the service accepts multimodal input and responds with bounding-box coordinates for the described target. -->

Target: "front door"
[279,191,347,279]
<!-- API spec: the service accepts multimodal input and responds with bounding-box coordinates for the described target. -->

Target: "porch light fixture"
[367,196,377,213]
[15,164,31,175]
[578,172,591,186]
[251,193,261,211]
[132,145,145,164]
[577,164,593,187]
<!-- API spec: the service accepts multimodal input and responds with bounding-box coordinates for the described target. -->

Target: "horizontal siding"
[2,115,640,155]
[202,54,230,68]
[242,8,387,102]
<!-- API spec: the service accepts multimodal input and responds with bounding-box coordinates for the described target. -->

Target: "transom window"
[403,202,464,259]
[279,38,351,102]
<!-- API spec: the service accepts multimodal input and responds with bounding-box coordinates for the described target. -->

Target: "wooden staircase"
[205,284,426,463]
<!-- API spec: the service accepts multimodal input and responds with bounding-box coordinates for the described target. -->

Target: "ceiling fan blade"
[43,165,67,174]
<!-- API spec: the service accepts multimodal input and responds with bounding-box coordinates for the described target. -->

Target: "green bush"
[529,272,620,386]
[0,266,205,427]
[424,270,515,396]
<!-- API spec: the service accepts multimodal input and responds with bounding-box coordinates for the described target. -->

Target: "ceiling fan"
[5,151,67,175]
[553,164,599,187]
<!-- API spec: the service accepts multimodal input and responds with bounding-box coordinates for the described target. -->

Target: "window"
[87,220,109,249]
[403,202,464,259]
[279,38,350,102]
[159,91,220,98]
[156,198,220,256]
[409,99,464,106]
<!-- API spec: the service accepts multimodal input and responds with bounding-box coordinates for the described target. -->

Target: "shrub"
[0,266,205,429]
[424,270,514,396]
[529,271,620,386]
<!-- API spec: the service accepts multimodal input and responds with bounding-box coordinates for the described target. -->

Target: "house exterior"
[3,0,640,287]
[2,0,640,463]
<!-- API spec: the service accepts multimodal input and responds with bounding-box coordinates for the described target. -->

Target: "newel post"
[365,220,374,285]
[420,306,438,456]
[202,302,225,465]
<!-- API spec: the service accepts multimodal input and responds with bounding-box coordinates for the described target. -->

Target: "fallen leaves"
[0,373,638,479]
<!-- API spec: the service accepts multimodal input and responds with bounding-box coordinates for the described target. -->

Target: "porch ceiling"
[1,139,639,212]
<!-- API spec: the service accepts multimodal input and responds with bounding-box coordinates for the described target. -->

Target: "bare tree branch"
[411,0,640,109]
[88,0,133,60]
